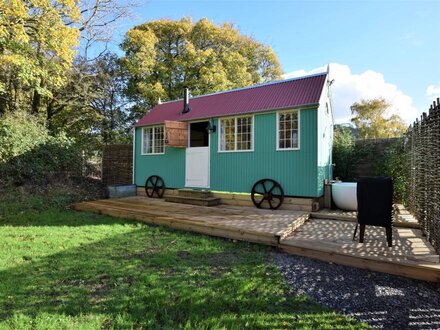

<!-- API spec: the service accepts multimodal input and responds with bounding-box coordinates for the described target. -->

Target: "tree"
[88,53,130,144]
[121,17,283,117]
[49,54,130,146]
[350,98,407,139]
[75,0,135,59]
[0,0,134,119]
[0,0,80,114]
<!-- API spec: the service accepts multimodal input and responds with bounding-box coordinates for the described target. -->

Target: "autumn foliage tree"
[0,0,133,145]
[350,98,407,139]
[0,0,80,114]
[121,18,283,116]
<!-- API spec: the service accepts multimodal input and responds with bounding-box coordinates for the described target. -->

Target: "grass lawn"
[0,190,367,329]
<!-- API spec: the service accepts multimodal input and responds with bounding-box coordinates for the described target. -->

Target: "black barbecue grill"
[353,176,394,247]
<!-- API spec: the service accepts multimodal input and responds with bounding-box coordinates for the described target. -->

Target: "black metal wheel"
[145,175,165,198]
[251,179,284,210]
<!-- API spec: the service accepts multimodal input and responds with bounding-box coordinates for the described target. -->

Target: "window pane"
[237,116,252,150]
[292,120,298,130]
[220,118,236,151]
[292,131,298,148]
[278,111,299,149]
[143,128,153,154]
[220,125,226,150]
[154,126,164,153]
[220,116,252,151]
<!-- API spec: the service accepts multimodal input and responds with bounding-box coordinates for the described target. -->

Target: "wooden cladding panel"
[165,121,188,147]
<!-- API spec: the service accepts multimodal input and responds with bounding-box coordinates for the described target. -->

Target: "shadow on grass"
[0,219,363,329]
[0,203,126,227]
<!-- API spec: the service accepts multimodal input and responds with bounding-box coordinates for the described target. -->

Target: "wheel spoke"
[257,198,265,208]
[268,184,277,194]
[268,200,274,209]
[262,182,268,193]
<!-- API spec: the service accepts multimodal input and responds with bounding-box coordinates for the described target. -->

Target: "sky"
[112,0,440,124]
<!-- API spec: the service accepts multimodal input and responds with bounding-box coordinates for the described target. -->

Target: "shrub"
[1,134,84,186]
[0,112,83,186]
[332,126,356,180]
[0,111,49,162]
[332,125,407,203]
[381,140,407,204]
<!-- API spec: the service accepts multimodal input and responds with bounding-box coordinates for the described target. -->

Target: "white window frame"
[218,115,254,153]
[141,125,165,155]
[276,110,300,151]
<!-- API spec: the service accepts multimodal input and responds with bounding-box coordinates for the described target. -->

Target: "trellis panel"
[405,97,440,254]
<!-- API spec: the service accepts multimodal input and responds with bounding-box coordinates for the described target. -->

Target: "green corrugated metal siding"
[134,108,321,197]
[210,109,319,197]
[134,128,186,188]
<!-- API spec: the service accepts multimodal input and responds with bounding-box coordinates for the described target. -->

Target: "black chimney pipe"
[182,87,190,114]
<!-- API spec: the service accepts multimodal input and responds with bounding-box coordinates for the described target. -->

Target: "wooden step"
[165,195,221,207]
[177,189,212,199]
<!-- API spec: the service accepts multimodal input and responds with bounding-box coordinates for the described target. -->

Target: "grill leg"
[386,227,392,247]
[352,223,358,241]
[359,224,365,243]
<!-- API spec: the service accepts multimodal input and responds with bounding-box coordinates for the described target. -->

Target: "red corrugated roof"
[134,72,327,127]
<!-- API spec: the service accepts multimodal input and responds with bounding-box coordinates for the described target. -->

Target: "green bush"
[332,126,356,180]
[0,112,83,186]
[1,134,83,186]
[0,111,49,162]
[332,125,407,202]
[381,140,407,204]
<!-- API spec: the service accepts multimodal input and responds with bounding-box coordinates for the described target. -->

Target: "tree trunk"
[0,94,6,115]
[31,90,41,114]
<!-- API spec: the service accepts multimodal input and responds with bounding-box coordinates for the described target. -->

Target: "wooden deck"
[280,219,440,282]
[72,197,309,246]
[310,207,421,229]
[72,197,440,282]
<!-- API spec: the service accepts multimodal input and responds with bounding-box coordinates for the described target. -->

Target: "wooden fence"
[405,98,440,253]
[102,144,133,185]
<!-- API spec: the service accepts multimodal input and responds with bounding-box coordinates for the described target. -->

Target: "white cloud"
[283,63,420,124]
[426,84,440,98]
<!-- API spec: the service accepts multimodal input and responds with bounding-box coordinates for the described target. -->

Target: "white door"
[185,147,210,188]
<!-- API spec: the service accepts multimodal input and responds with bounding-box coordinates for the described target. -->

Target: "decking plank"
[72,197,308,245]
[71,197,440,282]
[280,219,440,281]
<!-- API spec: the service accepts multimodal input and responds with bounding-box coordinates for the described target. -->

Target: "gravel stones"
[273,252,440,329]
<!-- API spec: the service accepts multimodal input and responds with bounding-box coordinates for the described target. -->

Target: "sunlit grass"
[0,191,367,329]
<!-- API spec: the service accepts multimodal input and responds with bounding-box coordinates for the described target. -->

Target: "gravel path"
[273,252,440,329]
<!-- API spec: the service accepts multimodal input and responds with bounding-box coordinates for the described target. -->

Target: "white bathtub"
[332,182,358,211]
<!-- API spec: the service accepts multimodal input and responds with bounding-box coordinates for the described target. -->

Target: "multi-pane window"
[142,126,164,154]
[236,117,252,150]
[219,116,253,151]
[278,111,299,149]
